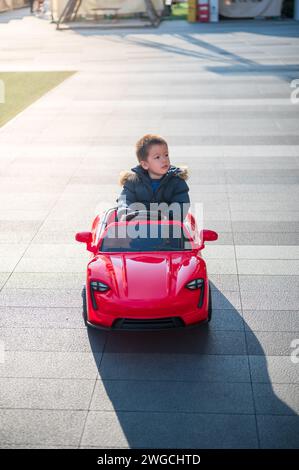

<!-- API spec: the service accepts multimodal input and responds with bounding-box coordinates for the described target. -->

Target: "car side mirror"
[202,229,218,243]
[197,229,218,251]
[75,231,96,253]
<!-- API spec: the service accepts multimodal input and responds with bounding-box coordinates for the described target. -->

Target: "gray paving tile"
[232,221,299,233]
[243,310,299,332]
[39,219,94,232]
[94,135,299,146]
[224,158,299,170]
[31,231,79,244]
[249,356,299,384]
[204,246,235,259]
[0,352,101,379]
[0,221,41,233]
[14,258,86,273]
[81,411,258,448]
[236,246,299,259]
[0,288,82,308]
[237,260,299,276]
[90,379,254,414]
[202,210,232,221]
[0,307,85,329]
[229,191,299,202]
[209,274,239,292]
[0,257,23,273]
[5,273,85,290]
[0,273,10,290]
[99,353,251,383]
[239,276,299,310]
[0,410,86,447]
[24,244,87,259]
[0,444,78,449]
[1,327,105,352]
[246,331,299,356]
[253,383,299,415]
[211,290,241,310]
[0,181,66,194]
[209,309,245,331]
[0,210,48,221]
[257,415,299,449]
[232,211,299,222]
[233,232,299,246]
[104,329,247,355]
[211,232,234,245]
[224,146,299,158]
[198,221,232,232]
[0,378,95,410]
[1,11,299,449]
[226,174,299,186]
[0,244,28,258]
[165,110,298,119]
[230,201,299,211]
[63,184,117,196]
[240,276,299,291]
[228,185,299,195]
[0,231,36,244]
[205,259,237,275]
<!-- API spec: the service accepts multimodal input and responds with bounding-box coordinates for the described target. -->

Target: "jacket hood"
[119,165,189,186]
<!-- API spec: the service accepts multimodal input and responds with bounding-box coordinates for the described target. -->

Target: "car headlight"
[185,278,205,308]
[90,281,110,310]
[185,278,204,290]
[90,281,110,292]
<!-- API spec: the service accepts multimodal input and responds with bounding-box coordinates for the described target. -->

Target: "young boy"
[117,134,190,221]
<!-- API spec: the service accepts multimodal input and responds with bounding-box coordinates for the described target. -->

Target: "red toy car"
[75,208,218,330]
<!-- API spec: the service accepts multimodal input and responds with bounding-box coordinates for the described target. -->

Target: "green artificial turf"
[0,71,75,127]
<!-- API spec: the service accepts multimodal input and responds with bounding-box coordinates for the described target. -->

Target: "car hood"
[88,252,206,300]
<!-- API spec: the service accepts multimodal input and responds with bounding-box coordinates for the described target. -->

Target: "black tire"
[82,286,88,326]
[207,282,212,322]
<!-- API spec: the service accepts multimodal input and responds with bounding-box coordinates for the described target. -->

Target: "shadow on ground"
[86,283,298,449]
[71,18,299,39]
[119,33,299,81]
[72,25,299,82]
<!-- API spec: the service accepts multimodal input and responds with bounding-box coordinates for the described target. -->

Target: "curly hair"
[135,134,168,162]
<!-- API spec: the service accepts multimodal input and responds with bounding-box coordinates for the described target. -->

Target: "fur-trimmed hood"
[117,164,190,220]
[119,165,189,186]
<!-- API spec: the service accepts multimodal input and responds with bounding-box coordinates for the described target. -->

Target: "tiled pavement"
[0,10,299,448]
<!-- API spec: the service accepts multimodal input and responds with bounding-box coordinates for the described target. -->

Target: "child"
[117,134,190,221]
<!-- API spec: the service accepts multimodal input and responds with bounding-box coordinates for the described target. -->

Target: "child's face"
[140,144,170,179]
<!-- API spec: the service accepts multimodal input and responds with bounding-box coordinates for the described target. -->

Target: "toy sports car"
[75,208,218,330]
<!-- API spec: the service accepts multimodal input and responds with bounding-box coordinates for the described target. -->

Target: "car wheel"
[208,282,212,322]
[82,285,88,326]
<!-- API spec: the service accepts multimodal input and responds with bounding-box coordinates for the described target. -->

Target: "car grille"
[112,317,185,330]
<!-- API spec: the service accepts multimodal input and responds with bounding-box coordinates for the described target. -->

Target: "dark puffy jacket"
[117,165,190,220]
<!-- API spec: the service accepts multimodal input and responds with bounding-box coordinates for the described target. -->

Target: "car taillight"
[185,278,204,290]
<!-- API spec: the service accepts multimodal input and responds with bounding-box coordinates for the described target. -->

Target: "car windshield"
[100,223,193,253]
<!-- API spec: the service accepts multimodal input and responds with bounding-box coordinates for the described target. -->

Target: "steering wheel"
[121,210,167,222]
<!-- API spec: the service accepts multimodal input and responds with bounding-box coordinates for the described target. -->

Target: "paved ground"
[0,9,299,449]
